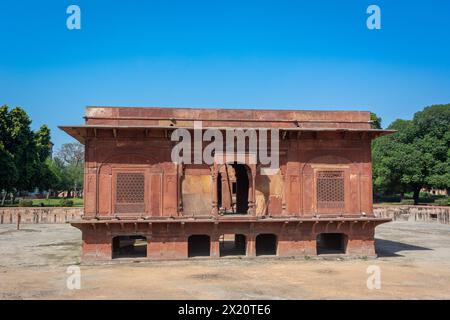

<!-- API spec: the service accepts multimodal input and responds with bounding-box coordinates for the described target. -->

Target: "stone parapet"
[0,207,83,224]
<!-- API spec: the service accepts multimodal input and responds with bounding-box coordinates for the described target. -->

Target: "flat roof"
[59,124,394,144]
[84,106,372,123]
[60,106,395,143]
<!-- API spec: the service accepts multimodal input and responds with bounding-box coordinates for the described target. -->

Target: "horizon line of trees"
[0,105,84,205]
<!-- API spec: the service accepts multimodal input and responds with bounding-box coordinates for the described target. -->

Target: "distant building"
[421,188,448,196]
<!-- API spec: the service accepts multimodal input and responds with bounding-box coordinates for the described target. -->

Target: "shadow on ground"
[375,238,432,257]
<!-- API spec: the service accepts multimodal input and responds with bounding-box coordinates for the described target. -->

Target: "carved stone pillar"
[210,165,219,216]
[248,165,256,215]
[281,167,287,215]
[177,164,185,216]
[211,226,220,258]
[221,174,232,212]
[246,233,256,257]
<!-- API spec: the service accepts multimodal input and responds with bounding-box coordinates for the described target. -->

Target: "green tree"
[32,125,54,193]
[373,119,413,196]
[8,107,37,192]
[0,105,55,203]
[34,125,52,162]
[0,106,18,203]
[413,105,450,195]
[370,112,382,129]
[0,142,18,205]
[372,104,450,204]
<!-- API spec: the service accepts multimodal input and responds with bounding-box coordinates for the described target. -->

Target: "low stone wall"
[0,207,83,224]
[374,205,450,224]
[1,206,448,225]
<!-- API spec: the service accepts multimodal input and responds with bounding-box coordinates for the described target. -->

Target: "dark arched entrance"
[232,163,249,214]
[255,234,277,256]
[188,235,211,257]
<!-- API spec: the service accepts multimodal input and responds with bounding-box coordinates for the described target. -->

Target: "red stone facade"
[60,107,393,262]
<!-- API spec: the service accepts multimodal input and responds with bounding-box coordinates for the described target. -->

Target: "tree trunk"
[1,191,7,206]
[413,188,421,205]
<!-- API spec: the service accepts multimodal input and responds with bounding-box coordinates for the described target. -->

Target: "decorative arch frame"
[301,154,357,216]
[212,161,256,215]
[96,152,164,218]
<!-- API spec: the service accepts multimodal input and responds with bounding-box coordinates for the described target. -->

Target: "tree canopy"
[372,104,450,204]
[0,105,84,204]
[0,105,46,198]
[370,112,382,129]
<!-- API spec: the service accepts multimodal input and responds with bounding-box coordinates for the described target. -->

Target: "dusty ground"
[0,221,449,300]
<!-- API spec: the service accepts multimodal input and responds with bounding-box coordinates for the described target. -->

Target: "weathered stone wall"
[73,220,380,262]
[0,207,83,224]
[374,205,450,224]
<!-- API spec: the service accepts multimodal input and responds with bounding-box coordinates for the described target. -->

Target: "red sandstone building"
[60,106,392,262]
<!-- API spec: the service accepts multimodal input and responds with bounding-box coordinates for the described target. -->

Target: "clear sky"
[1,0,449,149]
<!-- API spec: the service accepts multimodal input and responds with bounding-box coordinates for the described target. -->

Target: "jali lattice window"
[115,173,145,214]
[317,171,344,210]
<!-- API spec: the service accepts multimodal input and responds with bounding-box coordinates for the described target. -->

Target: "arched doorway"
[112,235,147,259]
[219,234,247,257]
[217,163,250,214]
[232,163,249,214]
[255,234,277,256]
[316,233,348,254]
[188,235,211,257]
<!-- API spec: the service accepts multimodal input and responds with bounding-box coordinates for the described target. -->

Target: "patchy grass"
[0,198,83,207]
[31,198,83,207]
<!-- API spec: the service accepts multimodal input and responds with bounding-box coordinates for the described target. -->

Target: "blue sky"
[1,0,449,149]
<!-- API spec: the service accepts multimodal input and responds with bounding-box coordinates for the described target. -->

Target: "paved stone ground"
[0,221,449,299]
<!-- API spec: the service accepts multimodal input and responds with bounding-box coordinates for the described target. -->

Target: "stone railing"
[374,205,450,224]
[0,207,83,224]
